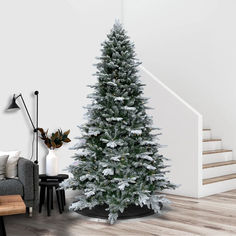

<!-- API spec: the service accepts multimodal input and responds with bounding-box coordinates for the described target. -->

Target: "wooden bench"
[0,195,26,236]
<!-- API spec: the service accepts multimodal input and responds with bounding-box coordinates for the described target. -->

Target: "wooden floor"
[4,189,236,236]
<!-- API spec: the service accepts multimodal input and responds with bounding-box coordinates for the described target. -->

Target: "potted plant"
[38,128,71,176]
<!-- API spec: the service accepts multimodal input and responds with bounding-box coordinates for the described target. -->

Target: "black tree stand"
[77,203,163,220]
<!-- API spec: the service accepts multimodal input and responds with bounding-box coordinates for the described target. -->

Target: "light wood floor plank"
[4,190,236,236]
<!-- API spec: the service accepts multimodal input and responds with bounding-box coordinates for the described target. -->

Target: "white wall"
[2,0,234,196]
[141,67,203,197]
[124,0,236,157]
[0,0,122,173]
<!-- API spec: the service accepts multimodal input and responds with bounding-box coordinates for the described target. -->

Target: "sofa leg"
[27,207,33,217]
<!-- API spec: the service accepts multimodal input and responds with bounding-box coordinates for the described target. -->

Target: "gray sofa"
[0,158,39,211]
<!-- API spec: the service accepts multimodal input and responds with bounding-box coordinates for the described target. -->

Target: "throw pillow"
[0,151,21,178]
[0,155,9,180]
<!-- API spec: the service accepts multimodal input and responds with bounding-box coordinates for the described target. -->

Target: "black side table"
[39,174,69,183]
[39,181,63,216]
[39,174,69,216]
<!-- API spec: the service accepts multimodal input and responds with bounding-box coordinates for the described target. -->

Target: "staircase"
[141,66,235,197]
[201,128,236,196]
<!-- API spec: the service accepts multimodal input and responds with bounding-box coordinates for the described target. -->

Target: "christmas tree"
[62,21,176,224]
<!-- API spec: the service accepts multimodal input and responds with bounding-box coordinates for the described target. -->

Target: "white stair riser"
[203,152,233,164]
[203,164,236,179]
[203,141,222,151]
[200,178,236,197]
[203,130,211,140]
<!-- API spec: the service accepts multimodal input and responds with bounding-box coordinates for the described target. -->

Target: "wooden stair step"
[203,129,211,131]
[203,174,236,185]
[203,139,221,142]
[203,149,232,155]
[203,160,236,169]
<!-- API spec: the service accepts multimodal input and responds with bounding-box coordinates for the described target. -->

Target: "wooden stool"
[39,181,63,216]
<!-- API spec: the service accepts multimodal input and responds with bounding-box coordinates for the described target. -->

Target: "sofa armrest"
[18,158,39,202]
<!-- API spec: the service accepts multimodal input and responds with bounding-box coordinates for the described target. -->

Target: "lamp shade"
[7,96,20,110]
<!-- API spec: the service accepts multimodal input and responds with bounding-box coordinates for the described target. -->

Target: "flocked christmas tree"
[62,21,176,224]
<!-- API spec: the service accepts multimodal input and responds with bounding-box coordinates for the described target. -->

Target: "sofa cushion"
[0,155,9,180]
[0,178,23,197]
[0,151,21,178]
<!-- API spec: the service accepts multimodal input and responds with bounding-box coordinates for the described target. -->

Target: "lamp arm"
[17,94,37,131]
[35,91,39,164]
[14,92,39,165]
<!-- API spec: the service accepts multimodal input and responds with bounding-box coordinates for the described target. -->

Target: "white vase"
[46,149,59,176]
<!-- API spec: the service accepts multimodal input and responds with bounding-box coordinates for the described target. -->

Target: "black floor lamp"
[7,91,39,164]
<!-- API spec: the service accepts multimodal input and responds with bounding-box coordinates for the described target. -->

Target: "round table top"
[39,181,60,186]
[39,174,69,180]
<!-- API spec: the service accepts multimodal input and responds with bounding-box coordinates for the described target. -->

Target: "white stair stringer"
[201,177,236,197]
